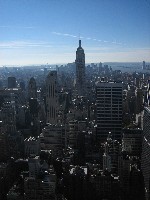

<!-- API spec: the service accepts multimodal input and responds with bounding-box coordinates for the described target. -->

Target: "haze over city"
[0,0,150,65]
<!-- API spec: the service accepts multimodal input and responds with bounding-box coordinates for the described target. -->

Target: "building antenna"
[79,33,81,47]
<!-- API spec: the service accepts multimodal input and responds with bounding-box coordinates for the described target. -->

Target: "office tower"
[141,107,150,200]
[99,62,103,73]
[126,85,136,115]
[44,67,48,76]
[147,80,150,106]
[46,71,58,124]
[96,82,123,142]
[68,120,86,150]
[75,40,85,96]
[0,80,3,89]
[29,97,38,113]
[135,77,140,88]
[8,77,16,88]
[28,77,37,99]
[122,128,142,157]
[1,101,16,134]
[68,120,80,149]
[103,134,121,174]
[40,124,63,157]
[135,88,143,114]
[142,61,146,70]
[0,121,8,161]
[20,81,25,91]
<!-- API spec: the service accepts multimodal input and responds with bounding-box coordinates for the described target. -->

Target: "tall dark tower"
[46,71,58,124]
[96,82,123,142]
[75,40,85,96]
[28,77,37,99]
[142,107,150,200]
[8,77,16,88]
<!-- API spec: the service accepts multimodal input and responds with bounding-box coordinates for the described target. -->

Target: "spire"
[79,40,81,48]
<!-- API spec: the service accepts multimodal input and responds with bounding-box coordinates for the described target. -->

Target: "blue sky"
[0,0,150,65]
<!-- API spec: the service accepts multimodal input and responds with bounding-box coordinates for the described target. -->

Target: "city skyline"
[0,43,148,199]
[0,0,150,65]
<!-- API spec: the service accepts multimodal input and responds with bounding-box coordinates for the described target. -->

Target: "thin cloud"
[0,41,53,49]
[52,32,77,38]
[52,31,125,45]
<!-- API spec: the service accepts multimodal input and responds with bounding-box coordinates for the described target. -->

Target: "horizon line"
[0,61,150,67]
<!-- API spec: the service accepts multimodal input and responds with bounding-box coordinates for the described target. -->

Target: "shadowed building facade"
[96,82,123,142]
[46,71,58,124]
[142,107,150,200]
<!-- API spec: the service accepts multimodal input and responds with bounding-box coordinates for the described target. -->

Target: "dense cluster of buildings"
[0,40,149,199]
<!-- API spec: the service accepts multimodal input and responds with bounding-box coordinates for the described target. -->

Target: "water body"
[103,62,150,73]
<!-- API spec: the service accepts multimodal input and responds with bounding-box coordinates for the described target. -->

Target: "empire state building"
[75,40,85,96]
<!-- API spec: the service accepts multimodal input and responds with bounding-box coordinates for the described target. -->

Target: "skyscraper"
[75,40,85,96]
[46,71,58,124]
[141,107,150,200]
[96,82,123,142]
[8,77,16,88]
[142,61,146,70]
[147,80,150,106]
[28,77,37,99]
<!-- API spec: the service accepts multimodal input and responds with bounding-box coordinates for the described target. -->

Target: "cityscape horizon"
[0,31,149,200]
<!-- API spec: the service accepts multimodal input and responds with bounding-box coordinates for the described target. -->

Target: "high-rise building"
[8,77,16,88]
[0,121,8,162]
[0,101,16,134]
[103,135,121,174]
[135,88,143,114]
[147,80,150,106]
[40,124,63,157]
[46,71,58,124]
[141,107,150,200]
[29,98,38,117]
[75,40,85,96]
[99,62,103,73]
[122,128,142,157]
[142,61,146,70]
[28,77,37,99]
[96,82,123,142]
[19,81,25,91]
